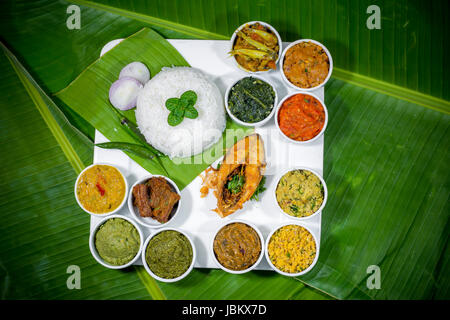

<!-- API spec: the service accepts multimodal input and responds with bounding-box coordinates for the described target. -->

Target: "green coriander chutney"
[95,218,140,266]
[146,230,193,279]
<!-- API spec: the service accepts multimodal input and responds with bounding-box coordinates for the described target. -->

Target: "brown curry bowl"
[210,219,264,274]
[128,175,182,229]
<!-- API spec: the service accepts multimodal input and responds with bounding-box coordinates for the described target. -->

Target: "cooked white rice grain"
[136,67,226,159]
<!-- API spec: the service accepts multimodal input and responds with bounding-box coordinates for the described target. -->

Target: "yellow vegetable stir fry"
[231,23,279,72]
[268,225,316,273]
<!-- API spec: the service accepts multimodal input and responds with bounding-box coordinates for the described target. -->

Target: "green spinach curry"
[228,77,275,123]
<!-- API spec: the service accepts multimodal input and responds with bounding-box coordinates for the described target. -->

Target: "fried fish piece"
[201,134,266,217]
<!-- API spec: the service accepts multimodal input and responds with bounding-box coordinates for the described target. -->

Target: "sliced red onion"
[119,62,150,84]
[109,77,143,110]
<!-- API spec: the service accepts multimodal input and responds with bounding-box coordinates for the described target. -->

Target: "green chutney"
[95,218,140,266]
[146,230,193,279]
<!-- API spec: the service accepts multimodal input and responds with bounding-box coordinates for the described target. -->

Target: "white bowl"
[229,21,282,74]
[224,75,278,127]
[141,228,196,283]
[280,39,333,91]
[89,214,143,269]
[210,219,265,274]
[274,91,328,144]
[74,163,128,217]
[273,167,328,220]
[265,222,319,277]
[128,175,181,229]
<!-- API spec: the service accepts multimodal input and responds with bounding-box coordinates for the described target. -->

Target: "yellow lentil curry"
[268,225,316,273]
[276,169,324,217]
[76,165,126,214]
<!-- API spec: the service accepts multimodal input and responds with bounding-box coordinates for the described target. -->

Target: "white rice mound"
[136,67,226,159]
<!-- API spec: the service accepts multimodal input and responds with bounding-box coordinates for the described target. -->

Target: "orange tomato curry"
[278,94,325,141]
[76,165,126,214]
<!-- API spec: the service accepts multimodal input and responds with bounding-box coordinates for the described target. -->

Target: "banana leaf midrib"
[333,69,450,114]
[67,0,450,115]
[2,44,86,175]
[69,0,228,40]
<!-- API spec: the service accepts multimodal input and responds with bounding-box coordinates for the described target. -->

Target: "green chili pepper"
[248,29,278,46]
[229,49,272,60]
[95,142,156,159]
[119,117,163,157]
[237,31,277,57]
[107,103,164,157]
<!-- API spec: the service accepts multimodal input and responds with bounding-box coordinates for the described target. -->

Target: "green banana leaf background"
[0,0,448,300]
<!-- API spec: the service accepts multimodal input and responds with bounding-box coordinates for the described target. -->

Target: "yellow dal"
[76,165,125,214]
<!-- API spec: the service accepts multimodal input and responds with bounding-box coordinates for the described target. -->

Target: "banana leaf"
[1,0,449,300]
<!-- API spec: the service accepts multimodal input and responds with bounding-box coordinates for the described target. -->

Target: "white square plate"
[91,40,324,271]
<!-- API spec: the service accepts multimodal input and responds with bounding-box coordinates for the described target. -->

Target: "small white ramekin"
[273,167,328,220]
[265,222,319,277]
[229,21,282,74]
[224,75,278,127]
[128,175,181,229]
[280,39,333,91]
[141,228,196,283]
[74,163,128,217]
[274,91,328,144]
[89,214,143,269]
[211,219,265,274]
